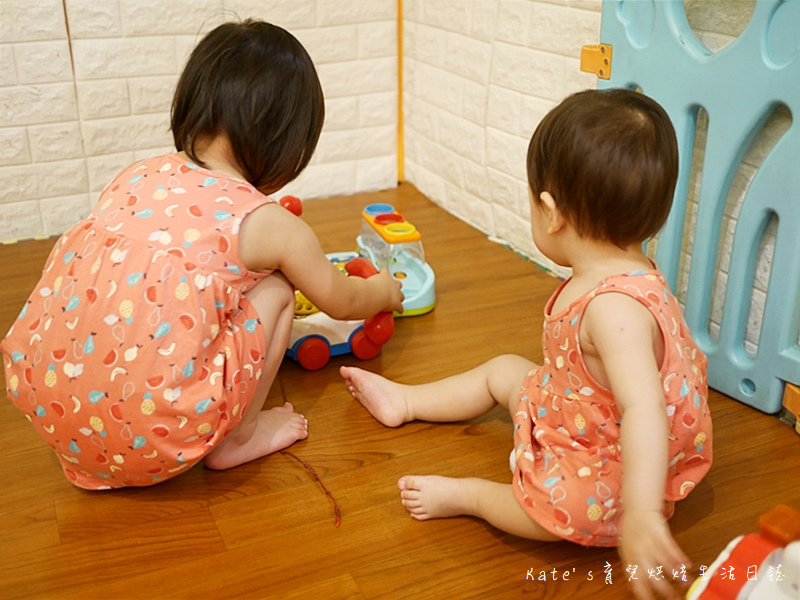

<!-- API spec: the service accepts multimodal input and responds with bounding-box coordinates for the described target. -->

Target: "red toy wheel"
[296,337,330,370]
[364,311,394,345]
[350,328,382,361]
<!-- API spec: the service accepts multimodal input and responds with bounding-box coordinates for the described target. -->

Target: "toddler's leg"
[398,476,560,541]
[340,354,533,427]
[205,273,308,470]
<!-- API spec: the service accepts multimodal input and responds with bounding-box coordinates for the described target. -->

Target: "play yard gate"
[593,0,800,413]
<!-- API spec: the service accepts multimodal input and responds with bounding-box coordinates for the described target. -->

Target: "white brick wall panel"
[174,35,202,71]
[568,0,603,12]
[0,43,17,86]
[471,1,499,42]
[403,0,422,24]
[315,125,395,164]
[358,21,396,59]
[754,220,777,292]
[404,97,440,144]
[520,94,555,138]
[221,0,317,29]
[0,158,86,204]
[316,57,396,98]
[0,200,44,240]
[356,155,397,192]
[0,128,30,164]
[528,2,601,58]
[461,158,489,201]
[443,32,491,85]
[433,145,465,189]
[746,289,766,346]
[497,0,532,44]
[0,164,39,204]
[437,110,485,166]
[317,0,395,26]
[461,79,489,127]
[128,77,175,115]
[81,114,171,156]
[486,127,528,179]
[72,38,177,80]
[493,203,531,248]
[282,161,358,200]
[359,91,397,127]
[487,85,523,134]
[76,80,130,120]
[420,66,464,113]
[405,24,445,67]
[421,1,471,35]
[14,41,73,84]
[296,25,358,65]
[491,42,569,100]
[0,0,66,42]
[40,192,92,235]
[324,97,360,131]
[36,158,89,199]
[63,1,122,39]
[0,83,78,126]
[119,0,224,36]
[446,184,492,234]
[487,167,524,215]
[86,151,135,194]
[28,122,84,162]
[405,159,447,207]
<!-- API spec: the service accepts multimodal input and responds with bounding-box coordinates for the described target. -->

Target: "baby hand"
[619,509,690,600]
[376,268,405,314]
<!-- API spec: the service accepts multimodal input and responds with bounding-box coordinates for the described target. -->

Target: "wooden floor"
[1,183,798,599]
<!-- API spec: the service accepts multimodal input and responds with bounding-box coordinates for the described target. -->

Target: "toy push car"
[286,253,395,371]
[285,202,435,370]
[686,504,800,599]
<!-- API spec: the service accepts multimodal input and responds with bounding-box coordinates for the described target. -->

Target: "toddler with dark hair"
[2,19,403,489]
[342,89,711,600]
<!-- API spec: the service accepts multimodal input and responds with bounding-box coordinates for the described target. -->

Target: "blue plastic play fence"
[598,0,800,413]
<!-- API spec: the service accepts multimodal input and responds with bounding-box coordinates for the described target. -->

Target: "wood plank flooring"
[1,183,798,599]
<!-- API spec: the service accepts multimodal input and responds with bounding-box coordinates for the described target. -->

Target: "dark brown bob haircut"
[527,88,678,248]
[171,19,324,194]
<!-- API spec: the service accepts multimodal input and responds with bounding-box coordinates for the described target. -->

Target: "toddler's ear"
[539,192,566,235]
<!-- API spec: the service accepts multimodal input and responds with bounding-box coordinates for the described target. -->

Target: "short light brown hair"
[527,89,678,247]
[171,19,324,194]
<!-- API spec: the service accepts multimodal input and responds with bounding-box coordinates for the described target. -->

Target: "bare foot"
[397,475,471,520]
[339,366,409,427]
[204,402,308,470]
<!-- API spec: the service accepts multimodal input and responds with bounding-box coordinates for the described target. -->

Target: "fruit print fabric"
[511,268,712,547]
[1,154,275,489]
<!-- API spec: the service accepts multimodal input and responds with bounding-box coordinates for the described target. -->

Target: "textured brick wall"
[0,0,397,241]
[402,0,601,279]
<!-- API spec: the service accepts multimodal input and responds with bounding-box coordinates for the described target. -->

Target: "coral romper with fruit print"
[1,154,275,489]
[511,268,712,546]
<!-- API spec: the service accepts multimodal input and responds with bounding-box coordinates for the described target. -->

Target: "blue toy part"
[356,203,436,317]
[599,0,800,413]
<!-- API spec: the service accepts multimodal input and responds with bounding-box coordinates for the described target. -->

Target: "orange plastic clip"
[758,504,800,547]
[580,44,613,80]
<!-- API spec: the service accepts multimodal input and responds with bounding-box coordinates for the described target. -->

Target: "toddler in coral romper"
[2,19,403,490]
[341,89,712,600]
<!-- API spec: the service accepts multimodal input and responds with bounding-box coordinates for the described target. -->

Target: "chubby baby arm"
[582,294,689,599]
[239,203,404,319]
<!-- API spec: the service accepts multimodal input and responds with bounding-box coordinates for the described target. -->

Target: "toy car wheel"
[350,328,382,361]
[296,336,331,370]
